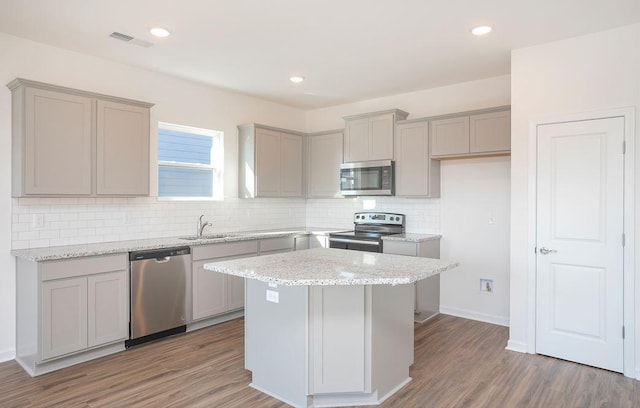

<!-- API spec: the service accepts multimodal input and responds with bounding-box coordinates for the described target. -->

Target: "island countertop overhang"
[204,247,459,286]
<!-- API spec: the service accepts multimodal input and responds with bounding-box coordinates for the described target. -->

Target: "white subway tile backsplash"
[11,195,438,249]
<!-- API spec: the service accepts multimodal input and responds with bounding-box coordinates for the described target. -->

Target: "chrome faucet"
[198,214,212,237]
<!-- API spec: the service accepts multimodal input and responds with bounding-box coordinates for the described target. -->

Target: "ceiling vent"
[109,32,153,48]
[110,32,134,42]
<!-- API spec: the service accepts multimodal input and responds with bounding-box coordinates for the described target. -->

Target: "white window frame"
[157,122,224,201]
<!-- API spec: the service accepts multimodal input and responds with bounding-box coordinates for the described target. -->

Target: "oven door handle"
[329,237,381,246]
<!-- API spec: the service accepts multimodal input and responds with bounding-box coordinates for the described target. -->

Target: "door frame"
[526,107,635,378]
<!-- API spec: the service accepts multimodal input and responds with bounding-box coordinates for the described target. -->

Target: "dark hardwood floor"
[0,315,637,407]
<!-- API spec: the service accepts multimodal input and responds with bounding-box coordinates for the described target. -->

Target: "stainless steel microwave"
[340,160,395,196]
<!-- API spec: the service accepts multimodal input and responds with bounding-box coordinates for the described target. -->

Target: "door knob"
[539,247,558,255]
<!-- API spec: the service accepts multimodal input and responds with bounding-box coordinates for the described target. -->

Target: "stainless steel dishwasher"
[126,247,191,348]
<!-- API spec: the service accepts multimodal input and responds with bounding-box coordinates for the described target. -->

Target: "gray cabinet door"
[307,132,343,198]
[430,116,470,156]
[344,117,369,162]
[280,133,303,197]
[192,260,227,320]
[369,113,394,160]
[96,100,150,195]
[255,128,282,197]
[395,121,440,197]
[311,285,366,393]
[87,270,128,347]
[227,275,245,311]
[470,110,511,153]
[41,277,88,360]
[23,87,92,195]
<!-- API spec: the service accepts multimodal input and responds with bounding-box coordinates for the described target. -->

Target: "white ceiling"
[1,0,639,109]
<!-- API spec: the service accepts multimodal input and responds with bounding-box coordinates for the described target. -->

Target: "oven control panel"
[353,212,404,225]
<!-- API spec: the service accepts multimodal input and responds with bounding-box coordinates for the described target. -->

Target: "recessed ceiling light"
[150,27,170,38]
[290,76,305,84]
[471,26,492,36]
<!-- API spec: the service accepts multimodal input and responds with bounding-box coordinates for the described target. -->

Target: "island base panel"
[245,280,310,407]
[245,279,415,407]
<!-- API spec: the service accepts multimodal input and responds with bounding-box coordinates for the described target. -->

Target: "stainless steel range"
[329,212,405,252]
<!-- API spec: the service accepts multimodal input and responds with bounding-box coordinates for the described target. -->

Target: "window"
[158,122,223,199]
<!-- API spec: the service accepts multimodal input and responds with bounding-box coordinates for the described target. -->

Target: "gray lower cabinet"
[259,236,295,255]
[8,78,152,197]
[191,241,259,321]
[394,121,440,197]
[430,108,510,158]
[191,237,298,322]
[309,234,329,249]
[17,254,129,375]
[311,285,366,393]
[383,239,441,322]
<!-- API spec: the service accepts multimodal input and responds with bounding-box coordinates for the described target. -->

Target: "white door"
[536,117,624,372]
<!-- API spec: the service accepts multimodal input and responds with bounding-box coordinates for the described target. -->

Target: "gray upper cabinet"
[343,109,408,163]
[430,108,510,158]
[430,116,470,157]
[280,133,304,197]
[14,86,93,196]
[96,100,150,195]
[394,121,440,197]
[469,110,511,153]
[307,130,344,198]
[238,124,304,198]
[8,78,153,197]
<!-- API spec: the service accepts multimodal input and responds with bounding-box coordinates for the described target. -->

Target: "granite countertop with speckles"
[382,233,442,242]
[11,227,342,262]
[205,247,458,286]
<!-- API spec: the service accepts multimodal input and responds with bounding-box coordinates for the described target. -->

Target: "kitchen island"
[205,248,458,407]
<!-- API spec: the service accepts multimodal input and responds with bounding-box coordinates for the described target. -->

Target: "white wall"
[440,157,511,326]
[305,76,510,132]
[305,76,512,324]
[509,23,640,368]
[0,32,310,361]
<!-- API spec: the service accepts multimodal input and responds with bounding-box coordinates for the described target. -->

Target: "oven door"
[328,237,382,252]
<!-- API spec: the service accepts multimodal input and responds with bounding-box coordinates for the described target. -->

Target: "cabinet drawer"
[382,241,417,257]
[260,237,295,253]
[41,254,127,281]
[192,240,258,261]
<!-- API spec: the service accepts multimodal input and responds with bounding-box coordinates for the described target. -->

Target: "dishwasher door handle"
[154,256,171,263]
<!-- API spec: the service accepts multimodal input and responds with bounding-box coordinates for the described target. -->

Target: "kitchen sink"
[179,233,237,241]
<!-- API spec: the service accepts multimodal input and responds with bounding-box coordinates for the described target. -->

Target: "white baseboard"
[505,339,528,353]
[439,305,509,327]
[0,348,15,363]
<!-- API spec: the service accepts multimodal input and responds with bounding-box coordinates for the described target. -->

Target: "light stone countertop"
[205,247,459,286]
[11,227,343,262]
[382,233,442,242]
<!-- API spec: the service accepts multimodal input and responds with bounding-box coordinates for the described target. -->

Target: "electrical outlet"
[32,214,44,229]
[480,279,494,293]
[123,212,134,225]
[266,290,279,303]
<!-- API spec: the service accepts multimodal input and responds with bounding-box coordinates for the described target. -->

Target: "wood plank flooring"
[0,314,638,407]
